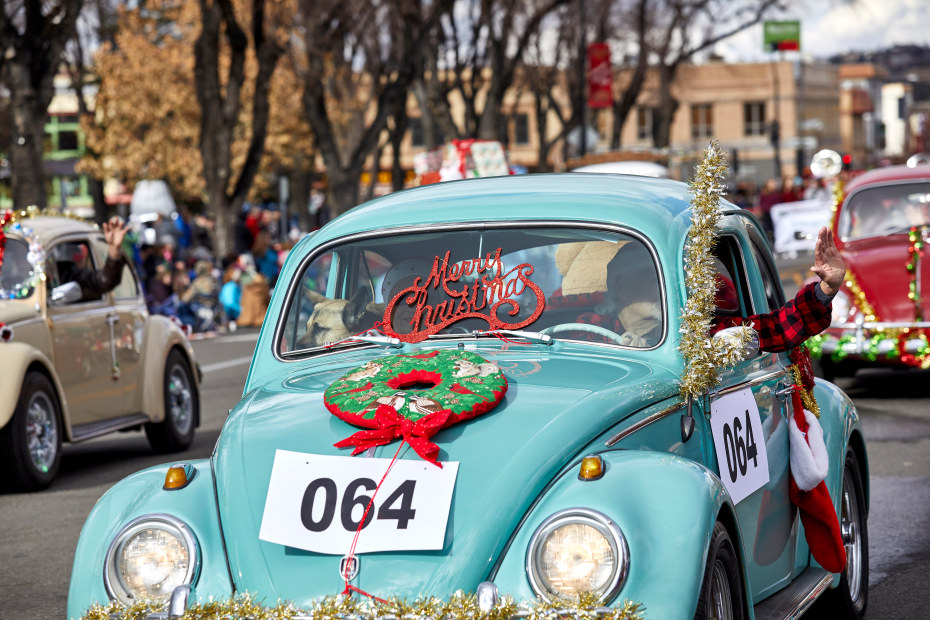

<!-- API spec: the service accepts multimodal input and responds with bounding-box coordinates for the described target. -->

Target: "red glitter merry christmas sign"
[382,248,546,342]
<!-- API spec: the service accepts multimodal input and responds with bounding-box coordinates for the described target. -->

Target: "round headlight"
[526,508,629,603]
[104,514,200,604]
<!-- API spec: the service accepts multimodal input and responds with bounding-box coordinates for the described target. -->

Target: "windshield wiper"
[323,334,403,349]
[471,329,553,345]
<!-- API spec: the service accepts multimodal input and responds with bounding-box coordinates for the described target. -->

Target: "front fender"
[0,343,72,437]
[812,378,869,585]
[140,315,200,423]
[491,450,742,620]
[67,459,232,619]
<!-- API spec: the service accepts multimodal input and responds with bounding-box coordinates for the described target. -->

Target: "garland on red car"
[325,349,507,466]
[808,226,930,368]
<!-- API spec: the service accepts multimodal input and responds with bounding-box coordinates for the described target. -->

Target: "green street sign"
[764,20,801,52]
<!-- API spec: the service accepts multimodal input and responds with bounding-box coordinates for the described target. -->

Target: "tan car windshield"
[0,238,39,300]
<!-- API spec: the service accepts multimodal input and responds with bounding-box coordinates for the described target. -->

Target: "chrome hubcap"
[841,467,863,604]
[168,365,193,435]
[25,392,58,473]
[709,559,734,620]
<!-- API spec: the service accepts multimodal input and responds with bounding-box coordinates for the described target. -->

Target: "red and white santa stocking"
[788,388,847,573]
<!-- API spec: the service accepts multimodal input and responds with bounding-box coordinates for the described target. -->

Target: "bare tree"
[520,6,579,170]
[645,0,785,148]
[416,0,573,145]
[65,0,119,222]
[0,0,83,208]
[194,0,285,258]
[296,0,451,217]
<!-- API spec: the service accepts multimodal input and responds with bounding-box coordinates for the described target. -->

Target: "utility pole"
[578,0,587,157]
[770,57,782,180]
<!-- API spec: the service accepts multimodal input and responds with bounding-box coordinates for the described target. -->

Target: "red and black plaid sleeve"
[736,282,832,352]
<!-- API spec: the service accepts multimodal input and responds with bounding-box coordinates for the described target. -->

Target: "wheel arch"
[0,345,73,440]
[140,316,200,425]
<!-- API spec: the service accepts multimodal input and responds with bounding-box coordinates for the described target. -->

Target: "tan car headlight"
[104,514,199,604]
[526,508,629,603]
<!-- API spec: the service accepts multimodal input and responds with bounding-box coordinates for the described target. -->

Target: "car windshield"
[278,226,664,355]
[0,238,40,300]
[839,181,930,239]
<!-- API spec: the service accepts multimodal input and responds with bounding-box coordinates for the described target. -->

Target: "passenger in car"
[60,216,130,301]
[575,226,845,351]
[713,226,845,352]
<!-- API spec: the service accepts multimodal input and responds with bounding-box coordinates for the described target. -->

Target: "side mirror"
[794,230,813,241]
[50,281,83,305]
[712,325,760,363]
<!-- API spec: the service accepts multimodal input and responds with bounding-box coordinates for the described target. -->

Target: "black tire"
[694,521,745,620]
[0,372,62,492]
[809,450,869,618]
[145,349,197,453]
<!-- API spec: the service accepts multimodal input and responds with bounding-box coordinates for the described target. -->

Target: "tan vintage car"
[0,214,200,492]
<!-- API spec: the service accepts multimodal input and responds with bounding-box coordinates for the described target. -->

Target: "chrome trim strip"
[525,507,629,604]
[605,402,682,446]
[710,368,792,399]
[273,221,670,362]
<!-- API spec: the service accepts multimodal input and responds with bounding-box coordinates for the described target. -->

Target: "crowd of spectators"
[135,204,293,335]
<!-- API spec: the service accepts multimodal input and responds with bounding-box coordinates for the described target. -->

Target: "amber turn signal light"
[578,455,605,480]
[163,464,195,490]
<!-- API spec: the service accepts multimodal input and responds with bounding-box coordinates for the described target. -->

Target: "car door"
[707,231,798,602]
[48,236,122,424]
[90,238,146,413]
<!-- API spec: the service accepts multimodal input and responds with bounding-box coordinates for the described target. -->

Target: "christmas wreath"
[325,349,507,465]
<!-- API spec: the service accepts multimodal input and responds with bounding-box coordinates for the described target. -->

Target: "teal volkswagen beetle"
[69,172,868,620]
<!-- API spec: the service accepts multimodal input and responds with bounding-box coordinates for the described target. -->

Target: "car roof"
[4,214,99,242]
[845,164,930,194]
[308,173,730,248]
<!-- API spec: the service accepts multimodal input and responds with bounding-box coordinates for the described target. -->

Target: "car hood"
[843,237,929,322]
[213,346,679,603]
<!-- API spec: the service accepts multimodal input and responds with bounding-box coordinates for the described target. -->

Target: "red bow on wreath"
[334,404,451,467]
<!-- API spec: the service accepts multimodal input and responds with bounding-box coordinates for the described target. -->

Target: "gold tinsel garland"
[678,141,754,399]
[78,592,646,620]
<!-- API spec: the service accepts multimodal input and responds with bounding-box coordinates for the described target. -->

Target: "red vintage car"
[812,164,930,380]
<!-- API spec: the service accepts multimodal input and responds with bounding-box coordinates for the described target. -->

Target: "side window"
[748,229,786,313]
[50,240,102,301]
[712,236,752,318]
[92,238,138,299]
[111,263,140,299]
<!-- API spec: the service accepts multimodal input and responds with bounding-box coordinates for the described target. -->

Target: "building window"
[58,131,79,152]
[743,102,766,137]
[691,104,713,139]
[637,107,654,141]
[514,113,530,145]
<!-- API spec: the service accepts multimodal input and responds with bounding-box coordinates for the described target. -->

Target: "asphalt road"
[2,286,930,618]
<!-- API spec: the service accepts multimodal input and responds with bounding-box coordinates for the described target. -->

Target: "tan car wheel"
[0,372,62,492]
[145,350,197,453]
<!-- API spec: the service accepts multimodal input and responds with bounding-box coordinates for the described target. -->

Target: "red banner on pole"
[587,42,612,109]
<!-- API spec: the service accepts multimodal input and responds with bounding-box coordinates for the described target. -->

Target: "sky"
[715,0,930,62]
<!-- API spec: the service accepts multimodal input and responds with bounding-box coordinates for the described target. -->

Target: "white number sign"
[710,388,770,504]
[259,450,458,554]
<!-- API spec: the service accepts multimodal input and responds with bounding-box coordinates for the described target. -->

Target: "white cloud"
[715,0,930,62]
